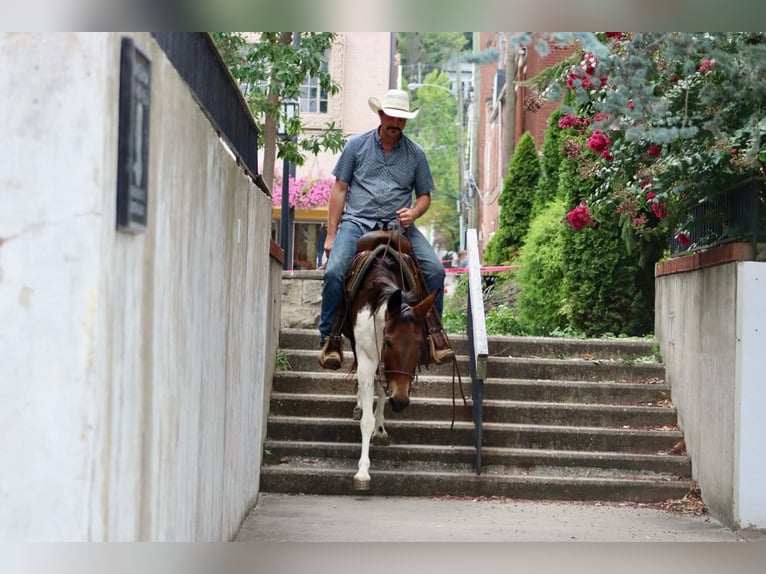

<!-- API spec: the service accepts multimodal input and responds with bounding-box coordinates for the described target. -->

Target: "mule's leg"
[372,381,389,445]
[353,356,376,491]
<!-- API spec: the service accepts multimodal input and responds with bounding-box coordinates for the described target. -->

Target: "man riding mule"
[318,89,454,370]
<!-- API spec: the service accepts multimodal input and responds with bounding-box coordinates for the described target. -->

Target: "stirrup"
[428,330,455,364]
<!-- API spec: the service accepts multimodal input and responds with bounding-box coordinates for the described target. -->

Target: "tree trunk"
[261,32,294,191]
[503,33,517,174]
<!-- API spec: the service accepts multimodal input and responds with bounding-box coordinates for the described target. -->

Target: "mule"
[342,232,438,491]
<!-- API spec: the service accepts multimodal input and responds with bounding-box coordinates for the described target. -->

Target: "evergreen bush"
[514,197,568,335]
[483,132,540,264]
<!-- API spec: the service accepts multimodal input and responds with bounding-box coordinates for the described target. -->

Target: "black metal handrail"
[464,229,488,475]
[151,33,261,184]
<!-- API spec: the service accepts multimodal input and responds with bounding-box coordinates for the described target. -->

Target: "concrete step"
[265,416,684,453]
[278,349,665,382]
[265,328,684,504]
[273,371,672,404]
[263,440,692,476]
[259,464,691,503]
[269,393,680,427]
[280,328,659,361]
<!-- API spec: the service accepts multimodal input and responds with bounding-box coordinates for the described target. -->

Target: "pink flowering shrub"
[272,174,334,209]
[565,204,596,231]
[547,32,766,254]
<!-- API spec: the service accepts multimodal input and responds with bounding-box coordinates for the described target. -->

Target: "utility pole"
[457,67,466,252]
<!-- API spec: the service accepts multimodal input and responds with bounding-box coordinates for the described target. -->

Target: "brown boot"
[425,310,455,364]
[318,335,343,370]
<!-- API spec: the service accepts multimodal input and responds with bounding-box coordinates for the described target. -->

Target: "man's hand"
[396,207,416,228]
[323,233,335,258]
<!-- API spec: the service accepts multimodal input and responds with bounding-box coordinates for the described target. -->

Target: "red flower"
[698,58,715,74]
[648,145,661,157]
[651,201,667,220]
[587,130,611,155]
[675,232,692,248]
[558,114,587,129]
[645,191,657,199]
[566,204,596,231]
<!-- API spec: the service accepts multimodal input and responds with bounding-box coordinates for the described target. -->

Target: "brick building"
[474,33,575,256]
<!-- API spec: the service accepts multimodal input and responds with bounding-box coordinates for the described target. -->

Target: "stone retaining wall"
[282,270,324,330]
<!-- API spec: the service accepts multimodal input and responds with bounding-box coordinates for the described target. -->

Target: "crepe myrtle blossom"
[565,204,596,231]
[675,232,692,248]
[272,175,334,209]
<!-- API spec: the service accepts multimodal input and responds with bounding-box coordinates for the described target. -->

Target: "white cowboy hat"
[368,89,420,119]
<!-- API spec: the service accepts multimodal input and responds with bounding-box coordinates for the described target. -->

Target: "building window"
[300,50,329,114]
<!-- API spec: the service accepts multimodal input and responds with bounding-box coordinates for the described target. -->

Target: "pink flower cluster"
[698,58,715,74]
[587,130,612,160]
[566,53,608,91]
[566,204,596,231]
[558,114,589,129]
[675,232,692,248]
[272,175,334,209]
[645,191,667,220]
[604,32,629,42]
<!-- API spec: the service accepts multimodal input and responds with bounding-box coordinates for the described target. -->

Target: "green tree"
[556,145,654,337]
[483,132,541,264]
[515,197,568,335]
[397,33,470,82]
[211,32,346,190]
[407,70,460,251]
[532,108,566,217]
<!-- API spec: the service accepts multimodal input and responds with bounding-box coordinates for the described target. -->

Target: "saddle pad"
[344,244,422,305]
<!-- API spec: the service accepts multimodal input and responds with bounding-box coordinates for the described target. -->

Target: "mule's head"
[383,289,439,412]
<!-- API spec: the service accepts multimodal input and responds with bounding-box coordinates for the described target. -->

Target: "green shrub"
[514,197,568,335]
[561,206,655,337]
[485,304,525,336]
[484,132,541,265]
[533,109,566,218]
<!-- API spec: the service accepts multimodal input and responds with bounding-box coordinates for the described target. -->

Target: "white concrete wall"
[0,33,279,540]
[734,263,766,529]
[656,260,766,529]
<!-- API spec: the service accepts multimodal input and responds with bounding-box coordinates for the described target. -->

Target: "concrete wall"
[656,260,766,529]
[0,33,279,540]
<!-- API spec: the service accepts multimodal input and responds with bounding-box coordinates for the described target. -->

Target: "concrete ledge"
[655,242,756,277]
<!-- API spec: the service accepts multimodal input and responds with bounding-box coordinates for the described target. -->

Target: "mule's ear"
[412,289,439,319]
[387,289,403,317]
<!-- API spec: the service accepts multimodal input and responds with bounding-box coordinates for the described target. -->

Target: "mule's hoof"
[352,405,362,420]
[353,477,371,491]
[373,432,390,446]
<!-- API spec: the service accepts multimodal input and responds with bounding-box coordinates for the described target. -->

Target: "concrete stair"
[261,328,692,502]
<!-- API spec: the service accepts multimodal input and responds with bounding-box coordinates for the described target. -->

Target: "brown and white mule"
[343,232,438,491]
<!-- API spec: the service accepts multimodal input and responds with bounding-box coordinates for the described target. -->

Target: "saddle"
[343,230,422,305]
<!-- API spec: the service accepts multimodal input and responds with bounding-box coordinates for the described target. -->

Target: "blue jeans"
[319,220,445,341]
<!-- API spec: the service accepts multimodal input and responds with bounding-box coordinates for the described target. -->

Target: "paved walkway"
[236,493,765,542]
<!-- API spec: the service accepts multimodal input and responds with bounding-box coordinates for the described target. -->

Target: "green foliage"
[485,305,525,336]
[210,32,345,166]
[442,309,467,334]
[533,109,566,217]
[525,32,766,254]
[514,198,568,335]
[484,133,541,264]
[275,349,290,371]
[561,202,655,337]
[397,33,471,81]
[501,132,541,245]
[481,227,512,265]
[407,70,461,250]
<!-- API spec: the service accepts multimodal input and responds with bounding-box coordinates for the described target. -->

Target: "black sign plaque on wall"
[116,37,151,232]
